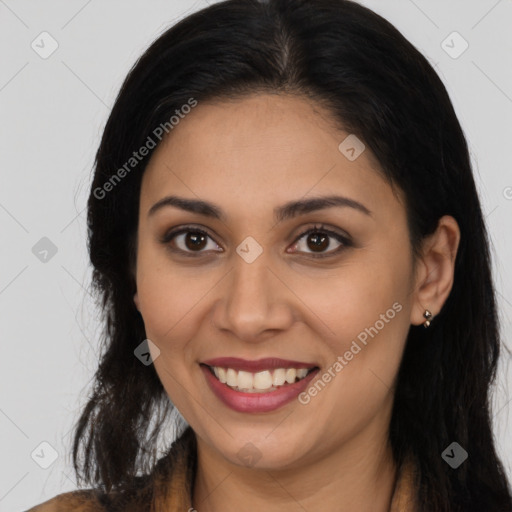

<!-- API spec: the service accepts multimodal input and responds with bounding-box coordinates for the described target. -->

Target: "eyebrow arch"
[148,194,372,222]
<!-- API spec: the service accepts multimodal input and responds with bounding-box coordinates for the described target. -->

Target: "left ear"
[409,215,461,326]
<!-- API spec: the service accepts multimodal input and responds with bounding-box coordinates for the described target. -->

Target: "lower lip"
[200,365,320,413]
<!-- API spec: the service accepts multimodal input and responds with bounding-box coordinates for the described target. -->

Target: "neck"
[192,424,397,512]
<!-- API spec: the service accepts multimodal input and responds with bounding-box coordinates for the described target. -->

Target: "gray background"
[1,0,511,510]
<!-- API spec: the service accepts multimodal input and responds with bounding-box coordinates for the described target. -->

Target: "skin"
[133,93,460,512]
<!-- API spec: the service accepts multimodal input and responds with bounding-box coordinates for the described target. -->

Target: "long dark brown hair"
[73,1,512,510]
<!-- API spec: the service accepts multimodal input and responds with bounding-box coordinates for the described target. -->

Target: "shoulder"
[25,489,105,512]
[24,475,156,512]
[26,427,197,512]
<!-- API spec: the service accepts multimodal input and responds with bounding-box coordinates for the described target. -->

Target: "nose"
[210,251,295,343]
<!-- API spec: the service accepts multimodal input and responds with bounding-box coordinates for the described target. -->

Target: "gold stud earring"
[423,310,433,328]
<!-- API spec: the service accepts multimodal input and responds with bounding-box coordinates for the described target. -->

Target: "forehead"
[140,93,401,221]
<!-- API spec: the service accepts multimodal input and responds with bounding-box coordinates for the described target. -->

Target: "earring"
[423,310,433,328]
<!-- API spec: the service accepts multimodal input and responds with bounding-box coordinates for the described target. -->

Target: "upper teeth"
[211,367,311,392]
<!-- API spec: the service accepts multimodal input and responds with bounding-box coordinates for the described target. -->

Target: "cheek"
[300,250,413,401]
[298,259,409,339]
[135,250,216,353]
[298,266,411,436]
[136,262,204,404]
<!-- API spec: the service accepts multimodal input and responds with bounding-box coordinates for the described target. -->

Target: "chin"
[204,424,315,471]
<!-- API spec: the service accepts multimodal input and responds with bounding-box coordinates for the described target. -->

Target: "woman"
[27,0,512,510]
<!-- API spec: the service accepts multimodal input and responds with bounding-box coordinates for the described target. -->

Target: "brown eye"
[306,232,330,252]
[184,231,208,251]
[161,226,222,256]
[161,223,351,259]
[288,225,352,258]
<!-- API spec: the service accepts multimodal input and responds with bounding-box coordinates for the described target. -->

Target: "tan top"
[26,427,419,511]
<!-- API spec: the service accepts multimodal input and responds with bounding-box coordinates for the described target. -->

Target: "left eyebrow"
[147,194,373,222]
[274,195,372,223]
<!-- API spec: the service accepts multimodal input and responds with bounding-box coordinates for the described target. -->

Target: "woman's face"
[133,93,420,470]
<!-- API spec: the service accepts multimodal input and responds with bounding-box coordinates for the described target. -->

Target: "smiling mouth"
[202,364,319,393]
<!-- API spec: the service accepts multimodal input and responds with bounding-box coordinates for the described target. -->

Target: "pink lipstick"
[200,357,319,413]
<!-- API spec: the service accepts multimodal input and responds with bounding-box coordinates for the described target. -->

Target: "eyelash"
[160,223,352,259]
